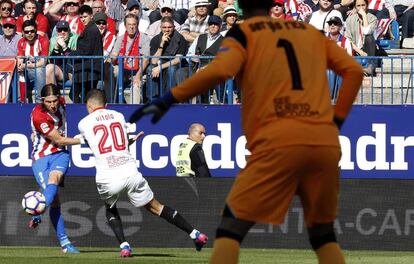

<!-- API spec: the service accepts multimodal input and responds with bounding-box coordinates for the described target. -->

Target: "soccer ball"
[22,191,46,215]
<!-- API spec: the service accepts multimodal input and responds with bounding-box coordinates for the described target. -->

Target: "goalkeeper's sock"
[315,242,345,264]
[159,205,193,234]
[50,206,68,245]
[210,237,240,264]
[44,184,58,207]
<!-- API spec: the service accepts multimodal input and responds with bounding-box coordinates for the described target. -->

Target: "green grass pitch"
[1,247,414,263]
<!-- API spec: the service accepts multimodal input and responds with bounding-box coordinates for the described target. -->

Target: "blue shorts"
[32,151,70,190]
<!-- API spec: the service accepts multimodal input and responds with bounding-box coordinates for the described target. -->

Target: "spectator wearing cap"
[220,5,238,34]
[17,19,49,102]
[309,0,343,33]
[16,0,49,37]
[327,16,352,54]
[0,0,14,35]
[147,16,188,101]
[110,13,150,103]
[46,20,78,86]
[94,12,116,56]
[186,14,223,103]
[91,0,116,35]
[270,0,294,20]
[70,5,103,103]
[146,3,181,39]
[46,0,85,35]
[180,0,210,44]
[345,0,377,76]
[117,0,151,36]
[0,18,21,57]
[157,0,193,24]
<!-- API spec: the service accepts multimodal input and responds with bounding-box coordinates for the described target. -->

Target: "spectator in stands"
[176,123,211,177]
[46,0,85,35]
[46,20,78,85]
[17,19,49,102]
[91,0,117,35]
[270,0,294,20]
[94,12,116,56]
[220,5,238,34]
[154,0,193,25]
[180,0,210,44]
[14,0,43,18]
[0,0,13,35]
[187,15,223,103]
[110,13,150,103]
[107,0,130,27]
[346,0,377,76]
[117,0,151,35]
[309,0,343,33]
[148,16,187,101]
[0,18,21,57]
[16,0,49,37]
[383,0,414,48]
[214,0,235,16]
[327,16,352,54]
[146,3,181,39]
[70,5,103,103]
[367,0,388,19]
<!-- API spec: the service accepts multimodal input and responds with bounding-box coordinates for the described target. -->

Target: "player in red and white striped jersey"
[29,84,83,253]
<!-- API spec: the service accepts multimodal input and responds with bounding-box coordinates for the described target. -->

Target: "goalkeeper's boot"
[193,231,208,251]
[120,244,132,258]
[62,243,80,253]
[28,215,42,229]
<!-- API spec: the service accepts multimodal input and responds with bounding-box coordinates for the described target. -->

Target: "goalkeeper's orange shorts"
[226,145,341,227]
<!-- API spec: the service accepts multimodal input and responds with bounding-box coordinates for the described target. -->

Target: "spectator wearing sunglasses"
[269,0,294,20]
[0,0,13,35]
[46,20,78,86]
[327,16,352,54]
[16,0,49,37]
[146,3,181,39]
[17,19,49,102]
[91,0,116,35]
[46,0,85,35]
[94,12,116,56]
[0,17,21,57]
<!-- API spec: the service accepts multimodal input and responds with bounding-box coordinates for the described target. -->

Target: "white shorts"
[96,173,154,208]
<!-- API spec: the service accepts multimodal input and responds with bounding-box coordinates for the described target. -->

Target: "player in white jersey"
[77,89,208,257]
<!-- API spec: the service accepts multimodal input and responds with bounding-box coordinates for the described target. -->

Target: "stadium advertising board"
[0,104,414,178]
[1,177,414,250]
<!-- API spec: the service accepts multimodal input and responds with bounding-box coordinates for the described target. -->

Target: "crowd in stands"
[0,0,413,103]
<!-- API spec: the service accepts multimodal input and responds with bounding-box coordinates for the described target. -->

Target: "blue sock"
[44,184,58,207]
[50,206,70,247]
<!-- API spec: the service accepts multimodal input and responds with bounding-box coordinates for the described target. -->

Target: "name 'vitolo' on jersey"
[78,107,136,174]
[31,97,66,160]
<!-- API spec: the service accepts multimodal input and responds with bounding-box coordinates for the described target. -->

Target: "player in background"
[30,83,82,253]
[128,0,364,263]
[77,89,208,257]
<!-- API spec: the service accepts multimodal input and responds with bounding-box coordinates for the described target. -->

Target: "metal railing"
[8,55,414,104]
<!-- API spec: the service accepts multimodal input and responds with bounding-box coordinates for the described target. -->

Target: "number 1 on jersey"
[277,39,303,90]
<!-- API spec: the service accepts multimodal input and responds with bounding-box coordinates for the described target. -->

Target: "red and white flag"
[0,58,16,104]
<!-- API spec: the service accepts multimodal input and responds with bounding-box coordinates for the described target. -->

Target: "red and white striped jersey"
[60,15,85,35]
[31,98,67,160]
[103,31,116,56]
[17,35,49,57]
[368,0,385,10]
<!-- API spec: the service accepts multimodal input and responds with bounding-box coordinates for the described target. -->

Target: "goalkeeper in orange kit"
[128,0,364,263]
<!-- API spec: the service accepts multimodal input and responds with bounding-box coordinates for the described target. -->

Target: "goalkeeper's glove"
[128,91,178,124]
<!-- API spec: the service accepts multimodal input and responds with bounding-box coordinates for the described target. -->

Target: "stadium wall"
[1,177,414,250]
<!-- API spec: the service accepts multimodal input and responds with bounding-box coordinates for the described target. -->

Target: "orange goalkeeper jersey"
[172,16,363,153]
